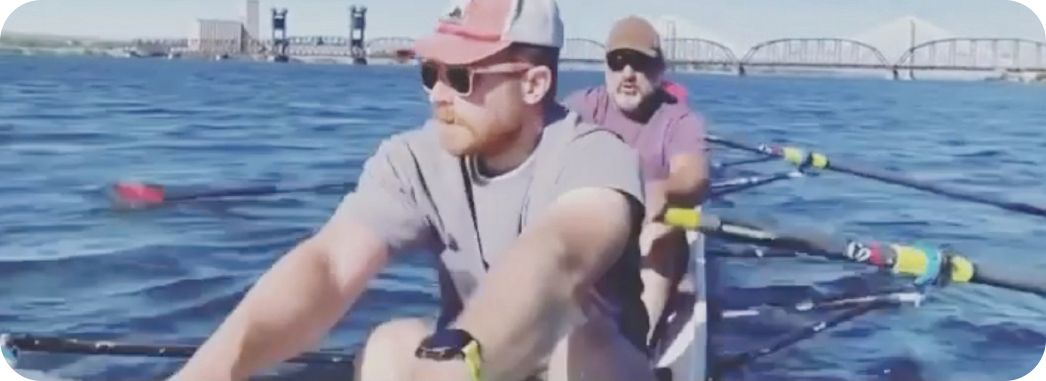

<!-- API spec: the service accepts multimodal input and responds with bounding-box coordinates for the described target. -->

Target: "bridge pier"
[350,6,367,65]
[271,8,289,62]
[738,64,746,77]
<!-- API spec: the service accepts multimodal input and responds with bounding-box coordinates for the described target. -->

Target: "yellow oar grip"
[891,244,928,277]
[663,208,701,230]
[810,152,829,169]
[949,255,975,283]
[781,146,829,169]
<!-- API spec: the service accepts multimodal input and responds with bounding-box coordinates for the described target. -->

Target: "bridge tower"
[271,8,289,62]
[908,20,916,80]
[349,5,368,65]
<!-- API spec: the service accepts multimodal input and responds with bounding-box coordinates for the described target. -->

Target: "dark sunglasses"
[606,49,662,73]
[421,61,533,96]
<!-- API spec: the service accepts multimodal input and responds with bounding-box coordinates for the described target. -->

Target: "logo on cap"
[440,0,471,24]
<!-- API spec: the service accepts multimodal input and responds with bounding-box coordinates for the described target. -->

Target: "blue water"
[1,55,1044,381]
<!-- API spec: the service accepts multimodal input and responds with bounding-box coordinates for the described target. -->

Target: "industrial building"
[243,0,260,42]
[186,0,259,56]
[189,19,249,55]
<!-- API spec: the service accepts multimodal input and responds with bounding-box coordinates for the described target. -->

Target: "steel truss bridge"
[132,36,1046,76]
[131,36,416,60]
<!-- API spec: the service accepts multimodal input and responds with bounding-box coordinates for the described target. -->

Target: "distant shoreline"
[3,38,1043,84]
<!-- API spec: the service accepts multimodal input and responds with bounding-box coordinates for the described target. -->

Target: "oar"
[713,301,887,378]
[706,135,1046,220]
[718,291,924,320]
[0,333,355,366]
[710,171,804,198]
[109,181,353,208]
[662,208,1046,297]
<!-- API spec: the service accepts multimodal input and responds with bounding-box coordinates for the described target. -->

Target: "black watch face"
[416,329,472,360]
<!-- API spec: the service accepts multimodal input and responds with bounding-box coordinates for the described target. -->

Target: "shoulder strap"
[459,158,490,270]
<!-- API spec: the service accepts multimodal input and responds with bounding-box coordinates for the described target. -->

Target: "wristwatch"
[415,328,483,381]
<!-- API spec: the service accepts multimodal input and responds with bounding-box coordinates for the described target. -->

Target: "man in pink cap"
[169,1,656,380]
[565,15,710,352]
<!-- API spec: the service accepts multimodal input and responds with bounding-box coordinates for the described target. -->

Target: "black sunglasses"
[606,50,662,73]
[421,61,472,95]
[421,61,533,96]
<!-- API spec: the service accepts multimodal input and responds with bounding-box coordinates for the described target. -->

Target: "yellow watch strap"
[462,340,482,381]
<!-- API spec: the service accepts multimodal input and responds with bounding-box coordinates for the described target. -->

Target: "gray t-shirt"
[466,154,534,265]
[331,105,650,351]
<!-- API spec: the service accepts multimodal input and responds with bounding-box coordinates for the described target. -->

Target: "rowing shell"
[651,206,709,381]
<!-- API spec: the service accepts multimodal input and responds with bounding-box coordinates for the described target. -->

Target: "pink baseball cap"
[414,0,564,65]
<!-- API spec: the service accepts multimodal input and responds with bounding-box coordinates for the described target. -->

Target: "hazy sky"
[3,0,1045,54]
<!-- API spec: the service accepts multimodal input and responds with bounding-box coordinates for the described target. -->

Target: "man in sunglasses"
[565,15,710,352]
[169,1,656,381]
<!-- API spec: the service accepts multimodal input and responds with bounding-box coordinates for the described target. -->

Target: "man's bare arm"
[448,187,641,380]
[663,152,709,207]
[169,218,391,381]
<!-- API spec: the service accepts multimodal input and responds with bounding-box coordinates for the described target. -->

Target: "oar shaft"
[970,263,1046,296]
[167,182,352,202]
[664,209,1046,297]
[710,172,803,198]
[1,334,354,365]
[706,135,1046,219]
[827,161,1046,219]
[166,185,280,201]
[714,302,887,376]
[719,291,923,319]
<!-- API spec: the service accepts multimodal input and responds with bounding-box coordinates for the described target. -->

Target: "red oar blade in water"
[109,181,353,208]
[110,182,168,208]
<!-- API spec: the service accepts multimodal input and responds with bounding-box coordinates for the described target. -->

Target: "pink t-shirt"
[564,85,707,183]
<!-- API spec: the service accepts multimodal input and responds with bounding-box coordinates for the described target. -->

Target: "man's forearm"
[449,189,633,380]
[452,234,577,379]
[638,223,685,340]
[172,237,386,380]
[664,156,709,207]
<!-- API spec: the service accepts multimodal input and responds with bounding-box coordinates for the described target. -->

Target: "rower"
[168,1,656,380]
[564,15,711,351]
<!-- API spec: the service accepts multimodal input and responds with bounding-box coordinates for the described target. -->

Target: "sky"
[2,0,1045,57]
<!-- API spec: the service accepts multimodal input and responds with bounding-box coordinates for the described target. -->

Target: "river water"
[2,55,1045,381]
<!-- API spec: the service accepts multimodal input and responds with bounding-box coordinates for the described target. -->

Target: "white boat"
[651,208,709,381]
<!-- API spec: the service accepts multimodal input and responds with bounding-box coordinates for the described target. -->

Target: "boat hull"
[651,217,708,381]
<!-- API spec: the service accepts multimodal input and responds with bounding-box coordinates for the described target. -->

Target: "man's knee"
[355,318,431,381]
